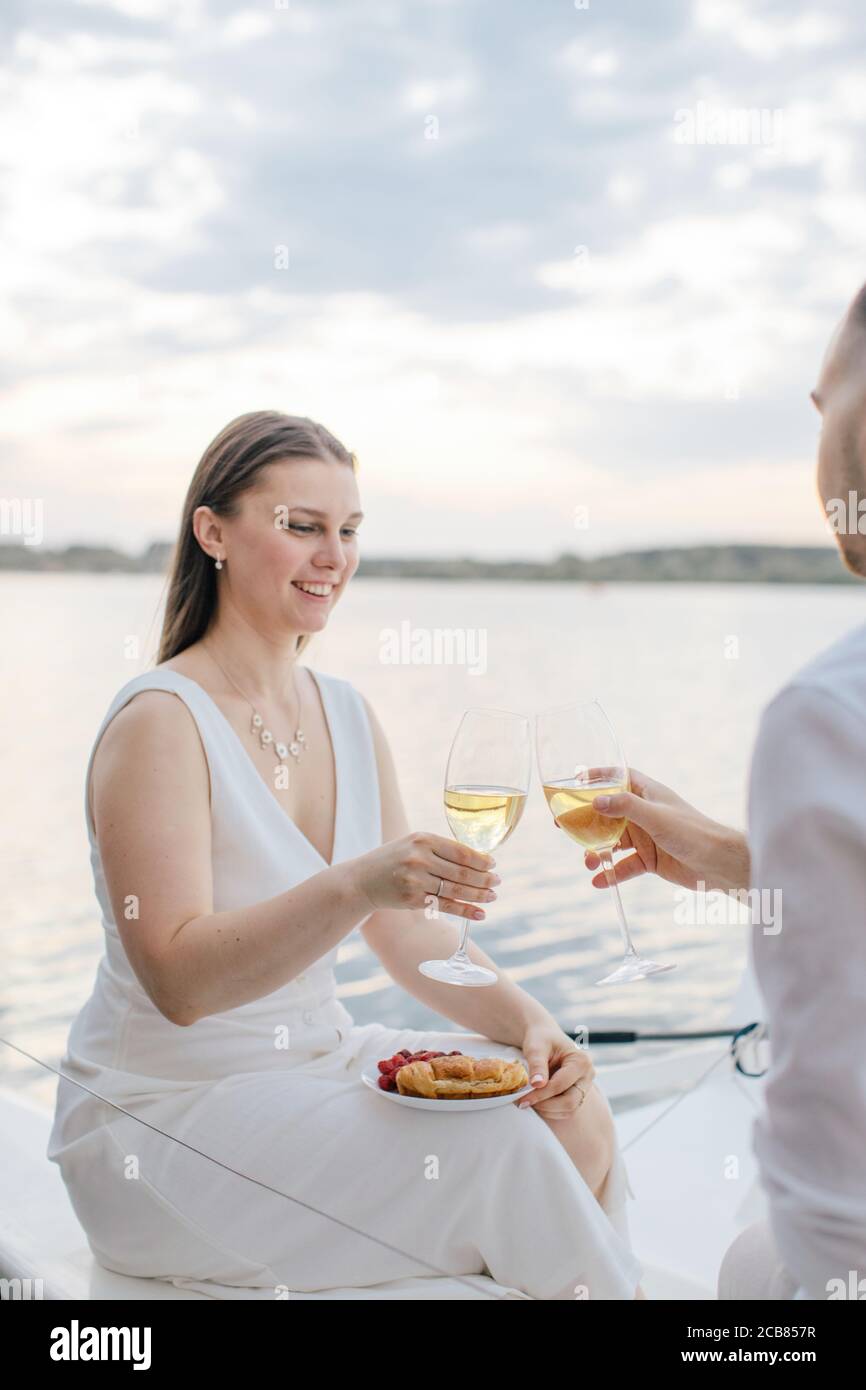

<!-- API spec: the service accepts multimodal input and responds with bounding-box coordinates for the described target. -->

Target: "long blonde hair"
[158,411,356,663]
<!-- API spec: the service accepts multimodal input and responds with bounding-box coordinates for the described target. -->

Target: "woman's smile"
[291,579,336,603]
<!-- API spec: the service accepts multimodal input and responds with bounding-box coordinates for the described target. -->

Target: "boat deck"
[0,1042,763,1300]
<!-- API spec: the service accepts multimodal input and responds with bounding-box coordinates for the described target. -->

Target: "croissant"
[395,1054,529,1099]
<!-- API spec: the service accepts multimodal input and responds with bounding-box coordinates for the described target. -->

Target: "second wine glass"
[418,707,531,988]
[535,699,676,986]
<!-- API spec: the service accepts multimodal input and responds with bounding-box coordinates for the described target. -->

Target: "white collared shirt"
[747,619,866,1301]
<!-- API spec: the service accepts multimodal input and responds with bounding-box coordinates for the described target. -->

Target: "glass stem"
[452,922,472,959]
[599,849,638,958]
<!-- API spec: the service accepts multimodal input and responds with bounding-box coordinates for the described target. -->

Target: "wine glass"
[419,707,531,987]
[535,699,675,986]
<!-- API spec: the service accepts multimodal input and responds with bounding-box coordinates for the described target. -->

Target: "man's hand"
[583,768,750,895]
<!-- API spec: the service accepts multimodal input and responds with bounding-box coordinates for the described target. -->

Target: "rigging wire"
[620,1043,732,1153]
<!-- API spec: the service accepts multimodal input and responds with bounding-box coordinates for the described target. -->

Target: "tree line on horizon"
[0,540,858,584]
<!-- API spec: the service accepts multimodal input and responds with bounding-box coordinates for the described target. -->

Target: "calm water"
[2,573,863,1107]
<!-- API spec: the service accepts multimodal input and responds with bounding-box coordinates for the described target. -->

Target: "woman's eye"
[287,523,359,537]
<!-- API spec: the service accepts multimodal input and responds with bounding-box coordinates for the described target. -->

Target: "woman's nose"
[314,532,347,572]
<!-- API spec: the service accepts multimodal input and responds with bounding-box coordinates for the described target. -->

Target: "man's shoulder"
[765,619,866,727]
[787,618,866,693]
[749,621,866,828]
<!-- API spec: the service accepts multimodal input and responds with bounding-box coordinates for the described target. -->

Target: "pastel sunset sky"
[3,0,865,557]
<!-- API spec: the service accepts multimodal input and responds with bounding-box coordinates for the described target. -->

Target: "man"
[583,282,866,1300]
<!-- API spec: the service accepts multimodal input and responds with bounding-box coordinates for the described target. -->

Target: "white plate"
[362,1053,534,1112]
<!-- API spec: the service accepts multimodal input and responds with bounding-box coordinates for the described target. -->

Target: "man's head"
[812,282,866,576]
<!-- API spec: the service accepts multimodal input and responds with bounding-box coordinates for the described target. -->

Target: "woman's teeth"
[293,582,333,596]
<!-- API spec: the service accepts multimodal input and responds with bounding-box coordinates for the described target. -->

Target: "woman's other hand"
[516,1020,596,1118]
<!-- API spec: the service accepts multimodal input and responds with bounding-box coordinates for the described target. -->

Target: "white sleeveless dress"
[47,667,643,1300]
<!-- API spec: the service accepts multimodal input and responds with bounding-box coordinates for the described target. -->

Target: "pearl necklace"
[203,643,307,768]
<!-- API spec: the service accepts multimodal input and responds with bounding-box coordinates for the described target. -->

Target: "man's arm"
[749,682,866,1299]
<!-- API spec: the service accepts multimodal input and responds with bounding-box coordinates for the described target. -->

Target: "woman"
[47,411,643,1300]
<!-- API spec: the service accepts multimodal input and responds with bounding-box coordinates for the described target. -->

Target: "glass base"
[595,954,677,986]
[418,957,497,987]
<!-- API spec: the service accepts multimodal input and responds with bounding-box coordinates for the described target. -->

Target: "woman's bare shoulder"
[99,648,210,747]
[89,684,209,831]
[92,683,207,797]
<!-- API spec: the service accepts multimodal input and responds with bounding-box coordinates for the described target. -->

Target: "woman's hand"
[583,767,750,894]
[350,831,500,921]
[515,1019,596,1119]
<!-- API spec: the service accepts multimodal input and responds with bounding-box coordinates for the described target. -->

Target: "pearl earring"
[215,556,223,570]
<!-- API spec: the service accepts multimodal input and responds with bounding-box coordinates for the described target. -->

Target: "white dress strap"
[83,669,218,841]
[309,671,381,862]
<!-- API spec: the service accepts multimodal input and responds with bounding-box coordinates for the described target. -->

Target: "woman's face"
[212,456,363,635]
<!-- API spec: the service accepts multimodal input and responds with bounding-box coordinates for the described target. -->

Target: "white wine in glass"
[535,699,676,986]
[443,785,526,853]
[419,708,530,988]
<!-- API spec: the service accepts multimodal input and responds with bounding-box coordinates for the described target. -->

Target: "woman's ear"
[192,504,224,563]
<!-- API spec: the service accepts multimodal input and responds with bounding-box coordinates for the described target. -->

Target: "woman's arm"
[91,690,498,1026]
[359,697,552,1047]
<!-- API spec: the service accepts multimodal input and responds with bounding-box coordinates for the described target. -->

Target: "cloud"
[694,0,844,59]
[1,0,865,555]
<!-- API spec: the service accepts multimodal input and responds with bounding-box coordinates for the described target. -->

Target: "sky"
[2,0,866,558]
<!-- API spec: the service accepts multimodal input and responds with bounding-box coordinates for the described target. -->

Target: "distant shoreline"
[0,540,859,585]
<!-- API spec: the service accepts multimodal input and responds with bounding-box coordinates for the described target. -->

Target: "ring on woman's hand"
[574,1081,587,1107]
[436,877,445,898]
